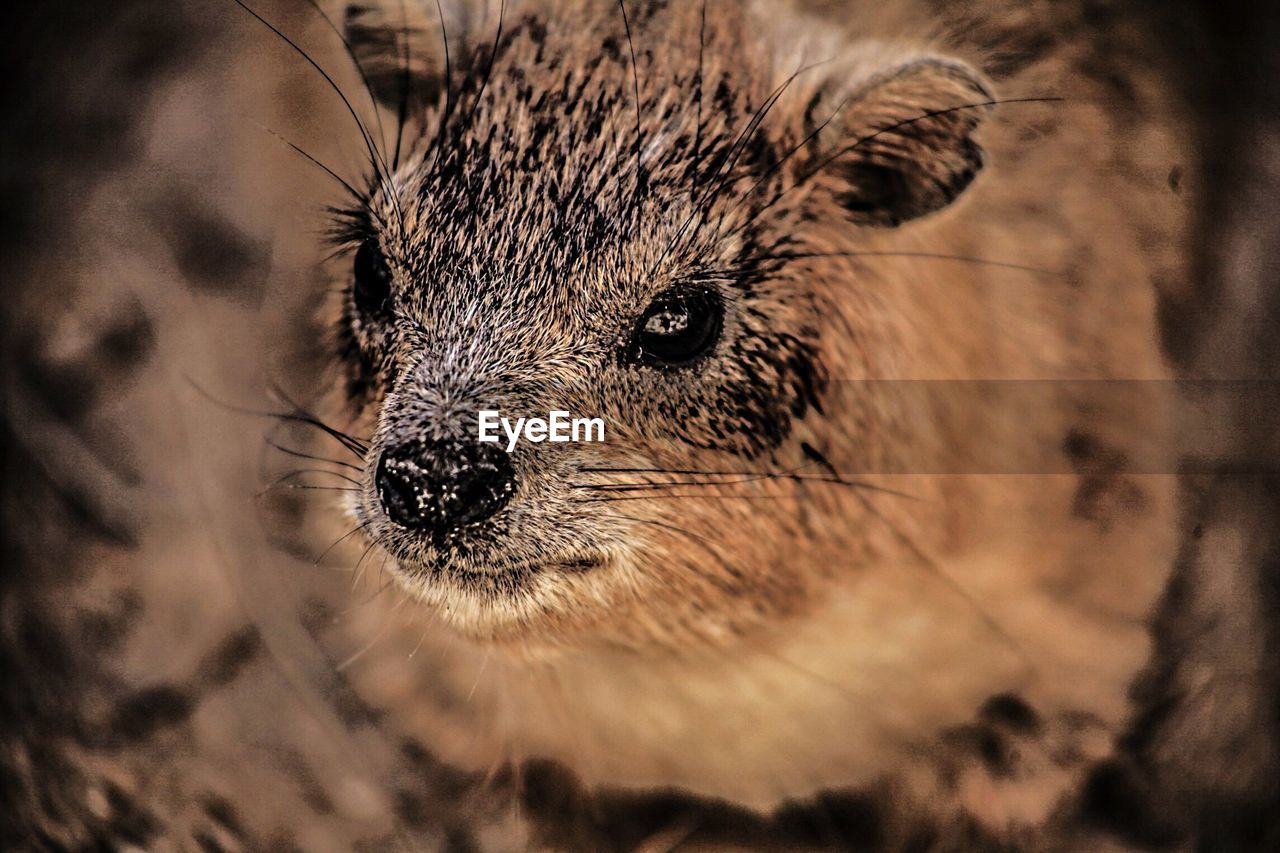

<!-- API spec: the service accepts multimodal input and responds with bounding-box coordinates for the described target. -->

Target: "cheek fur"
[662,296,827,458]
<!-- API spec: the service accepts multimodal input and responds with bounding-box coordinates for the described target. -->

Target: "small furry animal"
[5,0,1279,850]
[327,0,1184,838]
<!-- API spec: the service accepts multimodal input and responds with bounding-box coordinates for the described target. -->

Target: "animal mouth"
[488,553,604,575]
[420,550,605,580]
[554,556,603,571]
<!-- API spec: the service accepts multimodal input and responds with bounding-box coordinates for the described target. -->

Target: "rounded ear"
[342,0,476,110]
[818,57,994,227]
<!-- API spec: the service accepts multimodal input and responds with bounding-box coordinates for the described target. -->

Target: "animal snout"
[375,438,517,538]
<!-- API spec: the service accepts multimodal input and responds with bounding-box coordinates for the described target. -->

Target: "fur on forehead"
[342,0,995,268]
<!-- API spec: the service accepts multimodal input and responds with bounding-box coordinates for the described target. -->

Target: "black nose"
[375,438,516,539]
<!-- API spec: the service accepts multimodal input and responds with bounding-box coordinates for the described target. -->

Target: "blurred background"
[2,0,1278,848]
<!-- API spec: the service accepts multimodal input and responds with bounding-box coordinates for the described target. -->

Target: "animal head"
[325,0,996,652]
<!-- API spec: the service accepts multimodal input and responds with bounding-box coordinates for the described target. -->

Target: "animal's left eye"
[624,286,723,368]
[352,239,393,314]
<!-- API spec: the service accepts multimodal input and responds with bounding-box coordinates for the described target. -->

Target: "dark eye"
[625,286,724,367]
[352,239,392,313]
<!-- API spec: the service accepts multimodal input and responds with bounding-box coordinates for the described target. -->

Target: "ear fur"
[822,57,994,227]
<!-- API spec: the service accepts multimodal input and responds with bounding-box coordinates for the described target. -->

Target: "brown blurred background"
[2,0,1278,848]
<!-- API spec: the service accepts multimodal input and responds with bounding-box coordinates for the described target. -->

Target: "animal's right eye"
[623,286,724,368]
[352,239,392,313]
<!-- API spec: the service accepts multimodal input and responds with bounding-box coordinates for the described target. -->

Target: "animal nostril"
[375,438,517,539]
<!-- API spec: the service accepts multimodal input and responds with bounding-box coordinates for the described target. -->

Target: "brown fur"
[321,0,1188,828]
[12,0,1262,849]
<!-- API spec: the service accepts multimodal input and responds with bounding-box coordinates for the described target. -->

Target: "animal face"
[329,0,992,650]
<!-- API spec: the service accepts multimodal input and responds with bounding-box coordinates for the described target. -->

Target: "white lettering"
[478,410,501,443]
[502,417,525,453]
[549,410,570,442]
[477,411,607,449]
[525,418,548,442]
[574,417,605,442]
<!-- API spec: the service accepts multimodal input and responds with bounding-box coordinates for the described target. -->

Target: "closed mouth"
[426,552,604,580]
[498,553,604,574]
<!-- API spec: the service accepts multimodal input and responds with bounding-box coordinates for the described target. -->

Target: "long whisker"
[393,0,413,169]
[336,591,405,671]
[579,461,816,494]
[580,460,818,480]
[741,96,1064,230]
[705,60,832,198]
[267,484,362,493]
[600,488,1026,667]
[575,479,915,499]
[246,119,371,208]
[301,0,390,156]
[231,0,393,200]
[581,465,804,475]
[705,249,1060,277]
[812,95,1063,187]
[459,0,508,137]
[577,462,919,500]
[616,0,644,202]
[689,0,707,199]
[852,489,1034,667]
[423,0,457,180]
[266,382,372,457]
[265,439,362,472]
[260,468,363,491]
[727,89,856,212]
[578,478,779,490]
[351,538,382,591]
[186,379,371,459]
[576,493,808,504]
[278,415,367,458]
[651,58,830,279]
[595,511,742,590]
[314,520,374,565]
[576,474,920,502]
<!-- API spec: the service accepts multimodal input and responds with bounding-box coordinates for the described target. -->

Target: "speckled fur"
[6,0,1277,850]
[326,0,1182,828]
